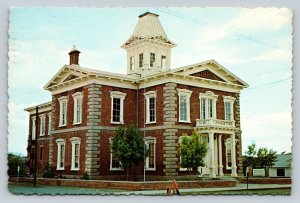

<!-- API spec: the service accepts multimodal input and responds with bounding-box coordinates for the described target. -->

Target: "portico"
[195,118,238,177]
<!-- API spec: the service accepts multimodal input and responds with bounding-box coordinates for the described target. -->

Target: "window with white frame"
[58,96,68,127]
[145,137,156,170]
[70,137,81,171]
[161,55,166,69]
[72,92,83,125]
[144,91,157,124]
[177,89,192,122]
[199,91,218,119]
[110,91,126,124]
[39,114,46,136]
[130,56,135,71]
[48,113,51,135]
[223,96,235,121]
[225,138,232,169]
[109,138,122,170]
[56,139,66,170]
[150,52,155,67]
[31,116,36,140]
[139,53,143,68]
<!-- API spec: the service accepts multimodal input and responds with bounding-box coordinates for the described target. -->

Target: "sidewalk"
[113,183,292,195]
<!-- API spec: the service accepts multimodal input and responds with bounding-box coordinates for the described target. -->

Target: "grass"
[180,188,291,195]
[8,183,127,195]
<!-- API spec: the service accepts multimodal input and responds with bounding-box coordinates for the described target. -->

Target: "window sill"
[71,168,80,171]
[111,122,124,125]
[145,122,156,125]
[110,168,124,171]
[56,168,65,171]
[73,122,82,125]
[58,124,67,128]
[178,121,191,123]
[146,168,156,171]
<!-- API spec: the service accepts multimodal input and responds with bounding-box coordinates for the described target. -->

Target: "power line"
[244,77,291,91]
[156,8,282,50]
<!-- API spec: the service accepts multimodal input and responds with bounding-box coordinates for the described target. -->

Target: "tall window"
[225,138,232,169]
[130,56,135,71]
[150,52,155,67]
[223,96,235,121]
[48,113,51,135]
[58,96,68,127]
[40,114,45,136]
[144,91,157,124]
[161,55,166,69]
[145,137,156,170]
[31,116,36,140]
[199,91,218,119]
[177,89,192,122]
[109,138,122,170]
[72,92,83,125]
[110,91,126,124]
[71,137,81,170]
[139,53,143,68]
[56,139,66,170]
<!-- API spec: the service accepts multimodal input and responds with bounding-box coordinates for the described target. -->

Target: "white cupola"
[121,12,176,76]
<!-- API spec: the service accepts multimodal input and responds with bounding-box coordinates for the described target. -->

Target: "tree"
[111,124,147,180]
[7,153,27,177]
[179,131,208,177]
[243,143,277,177]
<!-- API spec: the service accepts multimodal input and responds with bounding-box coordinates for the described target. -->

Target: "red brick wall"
[100,85,137,126]
[52,87,89,131]
[191,70,225,82]
[51,130,87,176]
[175,84,238,127]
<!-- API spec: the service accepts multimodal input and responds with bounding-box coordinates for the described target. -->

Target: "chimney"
[68,45,80,65]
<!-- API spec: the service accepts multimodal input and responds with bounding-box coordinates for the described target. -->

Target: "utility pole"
[33,106,39,187]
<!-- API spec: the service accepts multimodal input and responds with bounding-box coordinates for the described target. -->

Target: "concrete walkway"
[113,183,291,195]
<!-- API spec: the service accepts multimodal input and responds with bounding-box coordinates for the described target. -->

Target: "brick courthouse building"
[25,12,248,180]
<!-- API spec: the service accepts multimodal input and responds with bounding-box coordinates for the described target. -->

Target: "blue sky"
[8,7,292,156]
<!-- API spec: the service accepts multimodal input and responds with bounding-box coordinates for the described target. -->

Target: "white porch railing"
[196,118,235,128]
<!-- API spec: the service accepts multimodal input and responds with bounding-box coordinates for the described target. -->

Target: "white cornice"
[24,101,52,114]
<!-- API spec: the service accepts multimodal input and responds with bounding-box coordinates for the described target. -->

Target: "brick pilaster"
[235,93,243,175]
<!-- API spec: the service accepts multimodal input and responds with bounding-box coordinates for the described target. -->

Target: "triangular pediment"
[190,70,225,82]
[172,60,248,87]
[44,65,89,90]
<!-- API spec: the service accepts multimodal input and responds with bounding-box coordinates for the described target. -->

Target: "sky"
[8,7,293,156]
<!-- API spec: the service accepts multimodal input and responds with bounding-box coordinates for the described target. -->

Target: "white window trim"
[39,114,46,136]
[70,137,81,171]
[144,91,157,124]
[72,92,83,125]
[48,113,51,135]
[109,138,123,171]
[177,88,192,123]
[110,91,126,124]
[130,56,135,71]
[223,96,236,121]
[56,138,66,170]
[199,91,218,119]
[150,52,156,67]
[145,137,156,171]
[58,96,68,127]
[31,116,36,140]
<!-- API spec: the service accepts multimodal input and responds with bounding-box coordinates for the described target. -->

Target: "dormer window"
[150,53,155,67]
[139,53,143,68]
[130,56,135,71]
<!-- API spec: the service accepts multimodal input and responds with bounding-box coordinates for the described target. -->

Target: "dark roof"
[138,12,159,18]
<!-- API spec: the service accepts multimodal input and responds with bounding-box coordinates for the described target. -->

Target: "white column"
[231,133,237,177]
[218,134,224,176]
[209,132,216,178]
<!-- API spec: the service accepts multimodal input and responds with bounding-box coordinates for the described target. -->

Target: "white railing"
[196,118,235,128]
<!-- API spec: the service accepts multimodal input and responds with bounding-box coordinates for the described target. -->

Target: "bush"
[42,164,55,178]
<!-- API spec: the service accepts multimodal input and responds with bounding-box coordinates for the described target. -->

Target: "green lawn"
[180,188,291,195]
[8,183,127,195]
